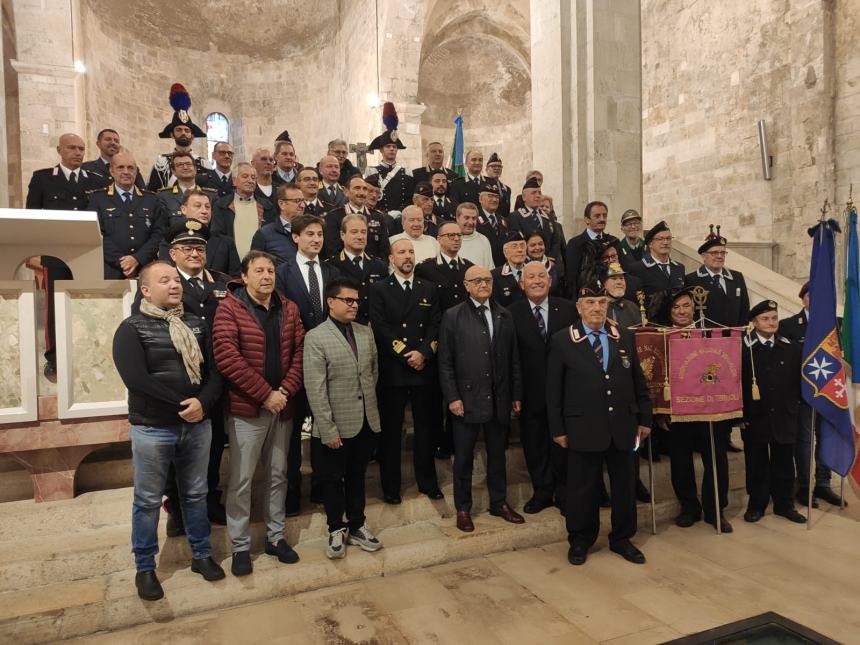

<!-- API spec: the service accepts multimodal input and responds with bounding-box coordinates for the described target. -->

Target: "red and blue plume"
[169,83,192,111]
[382,101,398,131]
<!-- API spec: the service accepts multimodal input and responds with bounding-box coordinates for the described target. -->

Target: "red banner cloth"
[634,329,671,415]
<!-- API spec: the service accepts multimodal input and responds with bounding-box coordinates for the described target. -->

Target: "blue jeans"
[130,422,212,572]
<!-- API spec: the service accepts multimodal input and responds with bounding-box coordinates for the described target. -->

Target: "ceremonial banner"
[634,329,670,414]
[668,331,743,422]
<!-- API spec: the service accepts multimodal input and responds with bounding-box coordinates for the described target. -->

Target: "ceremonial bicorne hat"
[368,102,406,151]
[159,83,206,139]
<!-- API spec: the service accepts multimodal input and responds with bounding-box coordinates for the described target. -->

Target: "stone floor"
[66,491,860,645]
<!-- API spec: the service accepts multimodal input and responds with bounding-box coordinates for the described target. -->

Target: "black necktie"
[477,304,491,339]
[306,260,323,321]
[344,324,358,358]
[532,210,543,229]
[328,187,336,201]
[69,171,78,186]
[534,305,546,340]
[592,330,604,369]
[437,198,443,208]
[353,255,362,270]
[122,191,131,204]
[404,279,411,294]
[221,174,230,189]
[449,259,457,271]
[712,274,724,293]
[661,264,670,277]
[191,277,203,290]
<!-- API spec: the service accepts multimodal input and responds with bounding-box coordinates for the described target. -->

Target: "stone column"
[0,9,9,208]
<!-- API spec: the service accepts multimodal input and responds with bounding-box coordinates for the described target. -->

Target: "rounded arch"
[205,112,230,160]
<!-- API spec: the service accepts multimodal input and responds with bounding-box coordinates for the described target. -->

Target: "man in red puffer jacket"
[213,250,305,577]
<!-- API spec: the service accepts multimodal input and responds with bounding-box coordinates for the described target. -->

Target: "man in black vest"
[510,262,577,514]
[547,282,653,566]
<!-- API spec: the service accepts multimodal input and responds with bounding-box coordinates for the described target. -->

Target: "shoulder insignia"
[641,255,656,268]
[607,324,621,341]
[778,336,792,345]
[568,326,587,343]
[338,250,346,262]
[200,186,217,193]
[696,265,708,277]
[722,268,734,280]
[669,259,680,267]
[798,316,805,325]
[744,335,757,348]
[430,340,438,353]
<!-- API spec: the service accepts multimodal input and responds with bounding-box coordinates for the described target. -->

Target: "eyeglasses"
[439,233,463,239]
[216,151,234,156]
[280,198,306,204]
[332,296,359,307]
[176,245,206,255]
[464,277,492,286]
[651,235,673,243]
[173,161,195,168]
[706,251,728,257]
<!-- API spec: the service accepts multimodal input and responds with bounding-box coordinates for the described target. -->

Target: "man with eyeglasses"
[251,183,305,265]
[484,152,512,217]
[684,230,749,327]
[491,231,529,308]
[328,139,361,187]
[251,148,276,201]
[297,167,328,216]
[370,238,443,503]
[630,220,685,304]
[618,209,646,269]
[475,180,509,267]
[155,151,218,225]
[197,142,235,198]
[323,175,391,261]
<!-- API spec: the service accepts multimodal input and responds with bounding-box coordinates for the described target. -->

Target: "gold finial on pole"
[690,285,709,326]
[637,290,647,325]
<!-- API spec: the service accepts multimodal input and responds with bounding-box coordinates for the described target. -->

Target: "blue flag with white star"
[801,219,856,476]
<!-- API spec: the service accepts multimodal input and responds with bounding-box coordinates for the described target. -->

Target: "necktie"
[591,330,604,369]
[534,305,546,340]
[661,264,670,277]
[329,186,336,201]
[344,324,358,358]
[122,191,131,204]
[478,304,491,339]
[449,259,458,271]
[352,255,362,270]
[514,268,521,284]
[404,279,411,294]
[191,277,203,290]
[488,213,497,231]
[69,171,78,186]
[765,339,773,348]
[712,273,725,293]
[221,174,230,189]
[532,210,543,229]
[437,198,443,208]
[306,260,323,321]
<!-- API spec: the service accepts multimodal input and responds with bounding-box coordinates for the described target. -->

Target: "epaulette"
[199,186,217,193]
[86,187,107,195]
[157,186,175,192]
[606,321,621,341]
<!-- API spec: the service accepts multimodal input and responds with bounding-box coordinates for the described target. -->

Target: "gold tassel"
[751,378,761,401]
[663,382,671,400]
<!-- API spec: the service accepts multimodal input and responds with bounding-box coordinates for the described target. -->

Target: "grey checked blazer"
[303,318,381,443]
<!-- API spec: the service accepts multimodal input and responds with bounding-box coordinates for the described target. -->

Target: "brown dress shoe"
[456,511,474,532]
[490,503,525,524]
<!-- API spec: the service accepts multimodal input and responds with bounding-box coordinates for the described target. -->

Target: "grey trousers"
[226,410,292,552]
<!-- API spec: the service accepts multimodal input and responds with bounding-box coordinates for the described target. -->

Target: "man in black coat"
[370,238,443,503]
[448,150,485,207]
[326,213,388,325]
[510,262,577,514]
[196,142,235,198]
[546,282,653,566]
[429,169,458,221]
[742,300,806,524]
[491,231,528,308]
[250,183,302,266]
[508,176,564,263]
[564,200,609,300]
[684,233,750,326]
[318,155,348,210]
[323,175,390,260]
[438,265,524,532]
[412,141,458,185]
[81,128,145,190]
[630,220,685,304]
[476,179,509,267]
[210,164,278,258]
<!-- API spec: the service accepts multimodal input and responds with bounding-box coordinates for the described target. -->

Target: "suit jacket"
[318,182,348,210]
[87,185,164,279]
[438,300,522,425]
[508,207,564,261]
[564,229,600,298]
[630,253,686,301]
[196,169,234,198]
[25,165,103,211]
[742,333,802,444]
[326,251,388,325]
[251,220,297,265]
[415,255,473,311]
[476,209,509,267]
[369,274,441,387]
[275,255,340,331]
[211,193,278,239]
[684,266,750,327]
[303,318,381,443]
[322,205,391,260]
[546,322,653,451]
[412,166,458,186]
[81,158,146,190]
[509,297,577,413]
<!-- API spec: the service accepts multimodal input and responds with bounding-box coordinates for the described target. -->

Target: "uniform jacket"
[302,197,329,217]
[157,226,240,277]
[154,184,217,223]
[322,204,391,261]
[25,165,103,211]
[431,195,457,221]
[742,333,802,444]
[275,255,340,331]
[476,209,509,267]
[211,192,278,240]
[508,207,564,261]
[564,229,602,299]
[373,164,414,212]
[607,297,643,329]
[438,300,522,425]
[303,318,381,443]
[147,153,208,191]
[81,158,146,190]
[778,310,808,346]
[369,274,441,387]
[546,322,653,451]
[448,175,483,208]
[412,166,458,186]
[415,255,473,311]
[318,182,348,210]
[212,282,305,420]
[491,263,526,308]
[196,169,234,198]
[509,296,578,413]
[326,250,388,325]
[88,185,164,279]
[685,266,750,327]
[631,253,686,299]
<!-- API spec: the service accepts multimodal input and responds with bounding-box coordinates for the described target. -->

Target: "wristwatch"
[278,387,289,398]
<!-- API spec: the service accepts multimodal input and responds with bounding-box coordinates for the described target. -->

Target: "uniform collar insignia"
[568,326,587,343]
[696,265,733,280]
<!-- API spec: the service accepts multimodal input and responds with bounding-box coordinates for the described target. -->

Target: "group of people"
[22,96,845,602]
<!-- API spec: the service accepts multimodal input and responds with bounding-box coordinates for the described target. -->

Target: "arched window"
[206,112,230,160]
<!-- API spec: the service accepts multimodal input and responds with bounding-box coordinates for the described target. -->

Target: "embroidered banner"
[668,331,743,422]
[634,329,670,415]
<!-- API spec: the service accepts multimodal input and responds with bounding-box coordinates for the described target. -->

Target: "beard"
[175,136,193,147]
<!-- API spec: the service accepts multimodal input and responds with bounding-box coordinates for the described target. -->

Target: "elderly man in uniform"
[148,85,209,191]
[618,209,646,269]
[318,155,348,210]
[491,231,528,308]
[509,177,564,263]
[413,141,457,185]
[685,230,750,326]
[484,152,512,217]
[631,221,685,303]
[741,300,807,524]
[389,205,440,264]
[476,180,509,267]
[605,262,642,328]
[547,282,652,565]
[438,265,524,532]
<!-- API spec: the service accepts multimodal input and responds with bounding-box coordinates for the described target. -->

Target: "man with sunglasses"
[251,183,305,265]
[684,231,750,327]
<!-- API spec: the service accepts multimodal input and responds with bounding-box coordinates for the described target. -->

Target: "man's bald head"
[521,262,550,302]
[57,133,86,169]
[463,264,493,303]
[319,155,340,183]
[110,152,138,190]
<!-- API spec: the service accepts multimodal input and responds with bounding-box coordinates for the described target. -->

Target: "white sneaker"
[348,524,383,552]
[326,527,348,559]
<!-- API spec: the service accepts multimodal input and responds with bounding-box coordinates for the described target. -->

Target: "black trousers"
[42,257,73,366]
[452,418,508,512]
[567,441,636,548]
[287,392,323,500]
[669,420,729,520]
[377,384,439,496]
[742,432,795,514]
[163,406,224,512]
[432,381,454,454]
[314,425,372,533]
[520,408,567,503]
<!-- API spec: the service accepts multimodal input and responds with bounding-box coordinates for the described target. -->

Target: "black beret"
[749,299,778,321]
[644,220,670,245]
[487,152,502,165]
[523,176,541,190]
[364,173,380,188]
[169,218,209,246]
[413,181,433,197]
[479,179,500,194]
[698,236,727,255]
[502,230,526,245]
[579,281,606,298]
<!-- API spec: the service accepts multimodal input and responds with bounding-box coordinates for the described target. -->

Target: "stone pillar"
[0,7,9,208]
[530,0,641,237]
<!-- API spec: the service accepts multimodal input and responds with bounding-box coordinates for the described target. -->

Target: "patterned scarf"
[139,299,203,385]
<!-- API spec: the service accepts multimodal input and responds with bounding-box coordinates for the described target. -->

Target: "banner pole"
[648,436,656,535]
[708,421,722,534]
[808,409,816,531]
[840,477,845,510]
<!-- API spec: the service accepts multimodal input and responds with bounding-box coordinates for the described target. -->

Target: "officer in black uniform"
[196,141,235,198]
[631,220,685,303]
[412,141,458,185]
[484,152,512,218]
[369,237,443,503]
[448,150,485,207]
[546,282,653,566]
[81,128,146,190]
[323,175,391,261]
[508,177,564,262]
[741,299,806,524]
[491,231,528,308]
[88,151,164,279]
[476,179,509,267]
[429,169,457,221]
[148,83,209,191]
[367,103,413,212]
[618,209,646,269]
[325,213,388,325]
[684,229,750,326]
[155,152,218,225]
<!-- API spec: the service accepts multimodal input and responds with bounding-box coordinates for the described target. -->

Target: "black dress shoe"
[135,570,164,601]
[636,480,651,503]
[675,512,700,528]
[610,541,646,564]
[796,490,819,508]
[705,514,733,533]
[191,556,226,581]
[265,539,300,564]
[434,447,451,460]
[814,487,847,507]
[523,497,553,514]
[743,509,763,523]
[231,551,253,577]
[775,508,807,524]
[165,512,185,537]
[421,488,444,500]
[567,545,587,566]
[383,494,402,505]
[285,488,301,517]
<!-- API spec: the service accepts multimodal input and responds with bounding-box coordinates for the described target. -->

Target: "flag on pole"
[841,206,860,380]
[450,114,465,178]
[802,218,856,476]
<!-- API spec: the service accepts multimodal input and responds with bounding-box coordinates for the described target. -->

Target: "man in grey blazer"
[303,276,383,559]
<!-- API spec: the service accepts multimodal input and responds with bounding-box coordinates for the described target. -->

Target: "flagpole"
[808,408,816,531]
[648,436,657,535]
[840,477,845,510]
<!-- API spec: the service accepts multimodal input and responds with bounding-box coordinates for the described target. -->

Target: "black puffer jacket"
[113,312,223,426]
